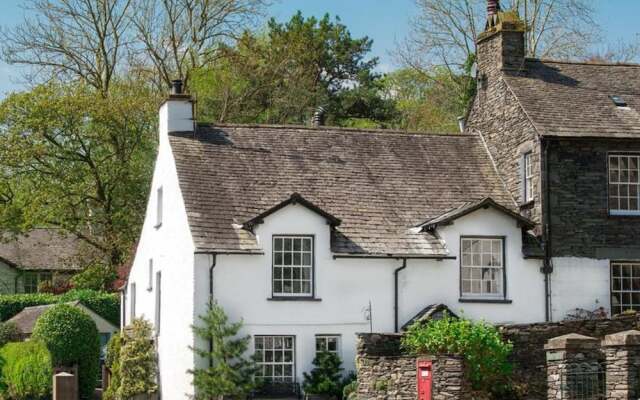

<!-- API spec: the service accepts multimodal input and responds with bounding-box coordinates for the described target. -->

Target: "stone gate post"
[544,333,600,400]
[602,329,640,399]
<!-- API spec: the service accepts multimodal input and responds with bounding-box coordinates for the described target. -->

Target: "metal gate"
[560,363,606,400]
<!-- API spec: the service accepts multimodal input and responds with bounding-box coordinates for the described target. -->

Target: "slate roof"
[505,59,640,138]
[0,229,88,271]
[7,301,116,333]
[401,303,458,331]
[169,124,514,256]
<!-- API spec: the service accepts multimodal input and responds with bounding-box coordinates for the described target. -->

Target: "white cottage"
[123,82,552,399]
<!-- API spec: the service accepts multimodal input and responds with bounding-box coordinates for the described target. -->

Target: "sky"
[0,0,638,97]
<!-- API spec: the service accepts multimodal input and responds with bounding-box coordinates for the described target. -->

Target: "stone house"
[0,229,89,294]
[123,1,640,398]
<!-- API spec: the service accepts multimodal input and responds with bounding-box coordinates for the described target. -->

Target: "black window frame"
[458,236,511,304]
[271,235,316,300]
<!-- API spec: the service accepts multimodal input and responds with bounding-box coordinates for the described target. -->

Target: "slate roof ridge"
[195,122,470,138]
[525,57,640,68]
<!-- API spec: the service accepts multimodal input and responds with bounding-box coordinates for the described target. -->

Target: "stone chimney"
[159,79,194,144]
[476,0,526,79]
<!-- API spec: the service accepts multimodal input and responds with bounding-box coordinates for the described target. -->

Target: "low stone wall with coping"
[356,333,474,400]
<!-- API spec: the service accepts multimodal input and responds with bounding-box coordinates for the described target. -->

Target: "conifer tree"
[189,302,258,400]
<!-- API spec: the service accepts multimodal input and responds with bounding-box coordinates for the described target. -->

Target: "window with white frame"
[23,272,52,294]
[461,237,505,298]
[609,154,640,215]
[273,236,313,296]
[315,335,340,357]
[155,271,162,336]
[156,186,163,227]
[254,336,295,382]
[523,152,534,202]
[611,262,640,315]
[130,282,136,319]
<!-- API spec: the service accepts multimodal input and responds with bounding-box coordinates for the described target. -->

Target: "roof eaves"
[419,197,535,231]
[242,193,342,231]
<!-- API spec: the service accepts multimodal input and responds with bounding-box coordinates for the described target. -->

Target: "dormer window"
[609,154,640,215]
[272,236,313,297]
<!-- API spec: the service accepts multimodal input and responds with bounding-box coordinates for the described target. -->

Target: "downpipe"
[394,259,407,333]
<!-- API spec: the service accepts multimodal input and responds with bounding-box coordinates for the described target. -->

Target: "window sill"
[609,210,640,218]
[459,298,512,304]
[267,296,322,302]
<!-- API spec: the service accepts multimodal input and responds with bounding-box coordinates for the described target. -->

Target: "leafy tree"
[192,12,396,127]
[402,314,513,393]
[32,304,101,400]
[0,81,158,268]
[302,352,344,397]
[118,319,158,399]
[189,302,258,400]
[71,262,118,291]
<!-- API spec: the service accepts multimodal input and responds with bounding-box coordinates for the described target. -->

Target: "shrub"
[71,263,118,291]
[103,332,122,400]
[0,322,20,347]
[189,303,258,399]
[38,276,74,295]
[118,319,157,399]
[59,289,120,325]
[32,304,100,400]
[0,341,52,400]
[0,289,120,326]
[402,315,513,392]
[303,352,344,397]
[342,372,357,400]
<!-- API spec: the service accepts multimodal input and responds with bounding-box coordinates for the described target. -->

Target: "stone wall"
[499,313,638,398]
[356,333,474,400]
[547,138,640,258]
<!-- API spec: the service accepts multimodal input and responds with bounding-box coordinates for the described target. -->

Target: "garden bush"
[303,352,345,398]
[70,263,118,291]
[0,322,20,347]
[103,332,123,400]
[0,340,52,400]
[118,319,157,399]
[402,315,513,393]
[0,289,119,325]
[32,304,100,400]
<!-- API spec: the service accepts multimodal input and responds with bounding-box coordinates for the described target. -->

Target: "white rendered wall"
[549,257,610,321]
[126,99,196,399]
[202,204,546,385]
[0,262,17,294]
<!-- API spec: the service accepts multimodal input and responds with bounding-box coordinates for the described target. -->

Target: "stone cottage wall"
[356,333,473,400]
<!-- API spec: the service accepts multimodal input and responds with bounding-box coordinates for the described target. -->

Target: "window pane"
[461,238,504,297]
[611,263,640,315]
[273,236,314,295]
[274,238,283,251]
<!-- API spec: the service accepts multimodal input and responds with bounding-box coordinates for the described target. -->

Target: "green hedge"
[0,340,52,400]
[33,304,100,400]
[0,289,119,325]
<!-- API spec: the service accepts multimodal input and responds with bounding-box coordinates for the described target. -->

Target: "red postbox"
[417,359,432,400]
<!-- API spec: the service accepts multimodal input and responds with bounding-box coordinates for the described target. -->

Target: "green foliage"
[402,315,513,392]
[32,304,101,400]
[342,373,358,400]
[71,263,118,291]
[118,319,157,398]
[0,289,120,326]
[189,302,258,399]
[0,341,52,400]
[0,322,20,347]
[0,81,158,267]
[103,332,123,400]
[192,12,395,127]
[58,289,120,326]
[302,352,344,397]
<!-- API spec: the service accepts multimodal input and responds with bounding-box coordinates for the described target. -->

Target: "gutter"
[394,259,408,333]
[542,138,553,322]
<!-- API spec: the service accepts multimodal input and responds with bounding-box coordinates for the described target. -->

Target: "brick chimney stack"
[476,0,525,79]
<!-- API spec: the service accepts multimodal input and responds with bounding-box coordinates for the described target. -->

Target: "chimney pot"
[171,79,184,95]
[487,0,500,16]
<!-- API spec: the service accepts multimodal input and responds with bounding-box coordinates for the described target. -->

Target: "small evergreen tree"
[117,319,158,399]
[302,352,344,398]
[189,302,258,400]
[103,332,123,400]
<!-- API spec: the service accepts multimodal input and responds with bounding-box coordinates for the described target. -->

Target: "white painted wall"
[203,204,546,386]
[0,262,17,294]
[125,98,197,400]
[549,257,610,321]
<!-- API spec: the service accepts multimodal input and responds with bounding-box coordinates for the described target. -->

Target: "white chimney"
[159,80,194,144]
